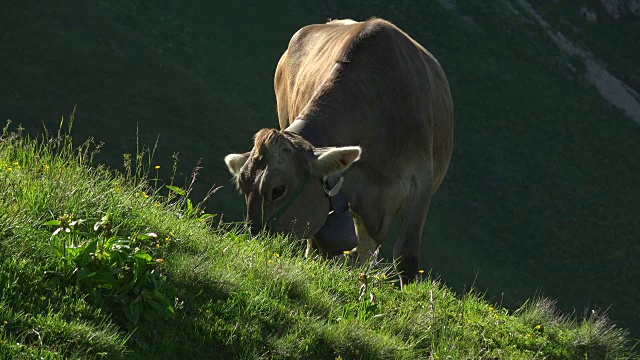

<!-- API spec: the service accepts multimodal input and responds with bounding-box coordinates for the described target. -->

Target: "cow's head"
[225,129,360,239]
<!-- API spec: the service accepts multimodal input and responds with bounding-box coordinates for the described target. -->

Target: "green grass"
[529,0,640,90]
[2,0,640,350]
[1,122,638,358]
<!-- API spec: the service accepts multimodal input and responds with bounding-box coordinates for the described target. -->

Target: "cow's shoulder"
[343,18,414,56]
[286,18,407,63]
[287,21,358,58]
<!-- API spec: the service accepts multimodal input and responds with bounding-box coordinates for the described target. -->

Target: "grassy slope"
[529,0,640,91]
[0,124,636,359]
[417,1,640,338]
[1,0,640,343]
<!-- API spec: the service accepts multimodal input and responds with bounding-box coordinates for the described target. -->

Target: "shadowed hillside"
[2,0,639,340]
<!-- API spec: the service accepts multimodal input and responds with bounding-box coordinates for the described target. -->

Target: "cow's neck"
[288,61,363,148]
[285,118,328,147]
[285,118,357,255]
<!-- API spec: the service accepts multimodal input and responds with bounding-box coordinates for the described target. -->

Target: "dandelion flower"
[343,250,350,255]
[7,168,11,171]
[418,269,425,274]
[273,253,279,258]
[155,165,160,169]
[13,162,18,165]
[535,324,542,330]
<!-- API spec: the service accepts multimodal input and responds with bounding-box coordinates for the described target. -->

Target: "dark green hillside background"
[2,1,639,338]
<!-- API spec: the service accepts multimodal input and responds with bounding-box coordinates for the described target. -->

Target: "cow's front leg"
[351,213,380,263]
[305,238,318,257]
[347,175,401,276]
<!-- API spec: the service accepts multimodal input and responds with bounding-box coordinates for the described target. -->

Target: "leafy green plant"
[44,212,174,330]
[165,184,214,222]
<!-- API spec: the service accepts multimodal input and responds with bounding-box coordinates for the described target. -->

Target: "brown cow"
[225,18,453,286]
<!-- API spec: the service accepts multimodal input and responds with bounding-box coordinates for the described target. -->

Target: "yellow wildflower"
[535,324,542,330]
[7,168,11,171]
[155,165,160,169]
[155,258,165,264]
[343,250,350,255]
[418,269,425,274]
[13,161,18,165]
[273,253,280,258]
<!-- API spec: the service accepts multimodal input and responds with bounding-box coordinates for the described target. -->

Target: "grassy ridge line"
[0,125,636,359]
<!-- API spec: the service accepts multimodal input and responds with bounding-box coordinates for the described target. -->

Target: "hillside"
[1,0,639,344]
[0,121,636,359]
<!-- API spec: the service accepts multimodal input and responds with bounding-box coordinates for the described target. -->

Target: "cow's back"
[275,19,453,190]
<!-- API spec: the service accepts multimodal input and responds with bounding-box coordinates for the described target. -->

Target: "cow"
[224,18,453,286]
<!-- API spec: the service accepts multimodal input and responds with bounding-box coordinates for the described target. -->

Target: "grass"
[2,0,640,351]
[1,122,638,359]
[528,0,640,91]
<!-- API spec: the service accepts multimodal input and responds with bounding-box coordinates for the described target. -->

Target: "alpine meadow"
[1,1,639,359]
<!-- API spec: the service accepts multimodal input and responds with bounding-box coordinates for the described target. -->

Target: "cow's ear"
[224,152,250,176]
[312,146,361,175]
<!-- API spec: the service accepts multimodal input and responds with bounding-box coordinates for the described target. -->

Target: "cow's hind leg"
[394,172,433,288]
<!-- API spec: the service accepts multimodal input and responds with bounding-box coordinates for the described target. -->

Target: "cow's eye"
[272,184,287,201]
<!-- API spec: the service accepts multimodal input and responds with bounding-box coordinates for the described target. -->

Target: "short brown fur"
[252,128,313,160]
